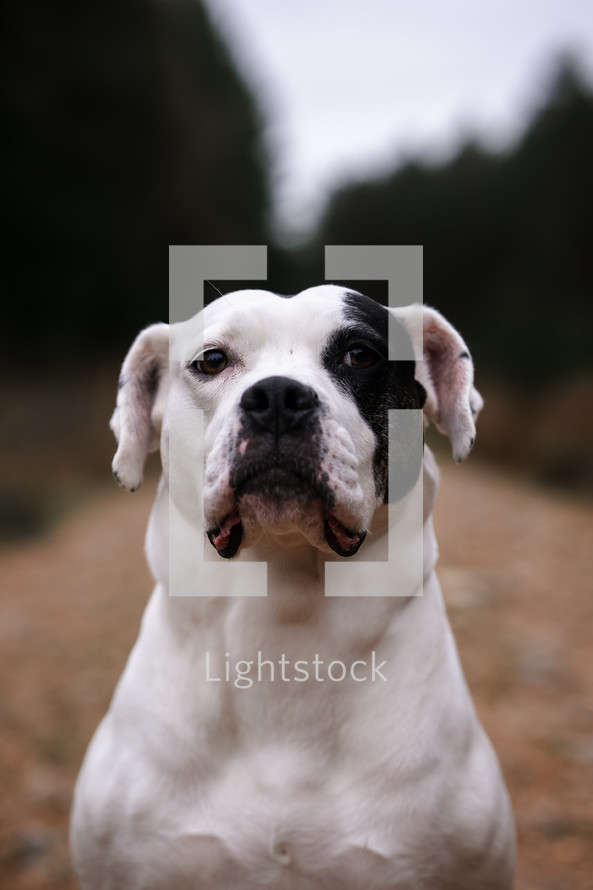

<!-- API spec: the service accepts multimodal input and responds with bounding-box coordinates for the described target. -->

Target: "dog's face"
[170,286,423,558]
[111,286,482,559]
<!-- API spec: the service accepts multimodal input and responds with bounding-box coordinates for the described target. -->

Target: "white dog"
[71,286,515,889]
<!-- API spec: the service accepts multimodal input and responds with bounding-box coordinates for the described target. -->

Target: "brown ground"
[0,460,592,889]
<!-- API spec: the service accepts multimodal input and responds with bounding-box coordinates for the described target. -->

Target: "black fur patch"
[322,291,423,500]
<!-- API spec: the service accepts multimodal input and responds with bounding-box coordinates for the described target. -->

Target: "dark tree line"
[298,58,593,387]
[3,2,591,391]
[1,0,270,365]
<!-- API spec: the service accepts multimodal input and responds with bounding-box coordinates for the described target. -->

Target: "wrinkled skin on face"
[113,286,481,560]
[162,287,423,559]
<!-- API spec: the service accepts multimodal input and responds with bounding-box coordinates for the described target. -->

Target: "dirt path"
[0,462,592,889]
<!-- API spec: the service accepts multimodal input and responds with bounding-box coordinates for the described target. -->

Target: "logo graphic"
[168,245,423,597]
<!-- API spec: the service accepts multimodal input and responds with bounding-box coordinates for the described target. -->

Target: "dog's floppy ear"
[416,306,483,464]
[111,323,169,491]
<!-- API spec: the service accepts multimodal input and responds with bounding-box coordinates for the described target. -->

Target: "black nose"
[240,376,320,438]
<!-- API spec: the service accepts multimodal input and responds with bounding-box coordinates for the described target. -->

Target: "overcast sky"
[204,0,593,242]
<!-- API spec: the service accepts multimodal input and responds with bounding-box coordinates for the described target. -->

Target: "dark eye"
[343,345,379,369]
[191,349,228,376]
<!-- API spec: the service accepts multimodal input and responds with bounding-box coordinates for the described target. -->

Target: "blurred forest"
[1,0,593,537]
[301,59,593,391]
[1,0,270,364]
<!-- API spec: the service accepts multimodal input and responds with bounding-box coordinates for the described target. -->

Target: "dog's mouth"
[207,509,244,559]
[323,514,366,558]
[206,465,366,559]
[207,509,365,560]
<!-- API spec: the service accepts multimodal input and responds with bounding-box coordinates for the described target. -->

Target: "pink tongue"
[326,515,360,550]
[211,511,241,552]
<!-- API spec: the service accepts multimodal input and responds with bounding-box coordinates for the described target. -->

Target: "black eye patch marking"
[343,344,381,369]
[322,292,423,499]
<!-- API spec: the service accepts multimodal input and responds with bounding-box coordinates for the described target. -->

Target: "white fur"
[71,287,514,889]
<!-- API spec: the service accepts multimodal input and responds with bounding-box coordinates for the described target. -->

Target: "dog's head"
[111,286,482,558]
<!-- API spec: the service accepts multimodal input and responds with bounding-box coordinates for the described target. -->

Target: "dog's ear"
[415,306,483,463]
[110,323,169,491]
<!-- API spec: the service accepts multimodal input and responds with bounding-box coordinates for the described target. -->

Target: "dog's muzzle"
[206,376,367,559]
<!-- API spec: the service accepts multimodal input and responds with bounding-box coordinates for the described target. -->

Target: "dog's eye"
[191,349,229,376]
[343,345,379,369]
